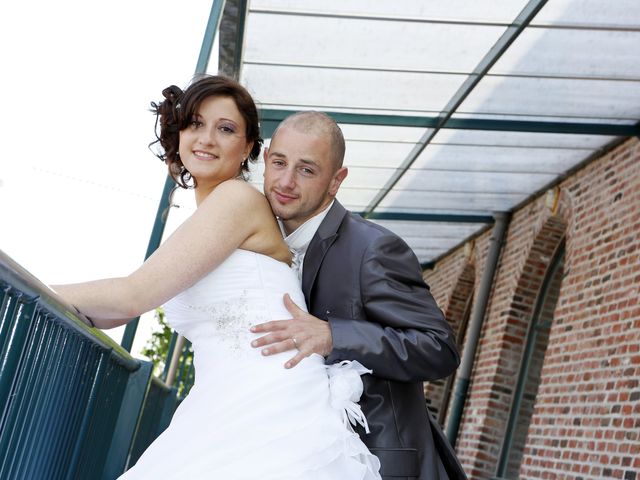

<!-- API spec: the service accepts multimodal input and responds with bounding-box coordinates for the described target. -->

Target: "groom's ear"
[328,167,348,197]
[263,147,269,177]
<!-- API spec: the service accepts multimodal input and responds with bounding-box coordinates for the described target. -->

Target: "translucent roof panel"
[244,64,466,113]
[411,144,594,173]
[342,141,416,168]
[459,76,640,120]
[531,0,640,28]
[244,12,508,72]
[370,221,489,266]
[339,124,427,144]
[378,190,530,214]
[491,28,640,79]
[393,169,557,198]
[234,0,640,263]
[432,130,617,149]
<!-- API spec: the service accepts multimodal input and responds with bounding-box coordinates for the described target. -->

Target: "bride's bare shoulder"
[205,179,271,210]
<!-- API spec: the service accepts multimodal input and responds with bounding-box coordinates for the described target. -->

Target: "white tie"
[290,249,304,281]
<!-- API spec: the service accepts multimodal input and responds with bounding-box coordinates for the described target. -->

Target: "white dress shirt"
[279,201,334,281]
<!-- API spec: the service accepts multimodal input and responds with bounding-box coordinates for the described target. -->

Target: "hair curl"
[150,75,263,188]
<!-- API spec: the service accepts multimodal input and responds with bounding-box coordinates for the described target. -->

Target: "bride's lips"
[193,150,218,160]
[273,190,297,204]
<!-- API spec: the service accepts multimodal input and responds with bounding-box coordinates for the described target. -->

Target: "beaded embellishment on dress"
[185,290,255,354]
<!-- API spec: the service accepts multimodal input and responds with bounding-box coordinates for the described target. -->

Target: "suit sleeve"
[326,233,460,382]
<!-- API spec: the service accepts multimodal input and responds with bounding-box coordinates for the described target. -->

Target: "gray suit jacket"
[302,201,466,480]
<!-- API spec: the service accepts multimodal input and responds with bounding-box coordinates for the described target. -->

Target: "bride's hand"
[250,294,333,369]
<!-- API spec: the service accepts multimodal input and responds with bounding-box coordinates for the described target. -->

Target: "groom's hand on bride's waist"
[250,294,333,369]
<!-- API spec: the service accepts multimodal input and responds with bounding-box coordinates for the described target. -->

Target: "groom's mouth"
[273,190,297,204]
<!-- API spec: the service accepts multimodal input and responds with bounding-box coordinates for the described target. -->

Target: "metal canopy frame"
[259,109,640,137]
[230,0,640,266]
[224,0,640,266]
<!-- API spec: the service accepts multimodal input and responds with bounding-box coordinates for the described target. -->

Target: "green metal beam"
[219,0,248,79]
[361,0,550,218]
[445,117,640,136]
[259,108,640,138]
[121,0,227,352]
[420,261,435,270]
[195,0,227,74]
[360,212,494,224]
[231,0,248,78]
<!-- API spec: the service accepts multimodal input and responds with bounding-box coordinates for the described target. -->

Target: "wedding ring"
[292,337,299,349]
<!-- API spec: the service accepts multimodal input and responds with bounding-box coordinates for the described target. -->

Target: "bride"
[52,75,381,479]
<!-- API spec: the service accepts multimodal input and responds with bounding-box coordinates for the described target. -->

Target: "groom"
[252,111,466,480]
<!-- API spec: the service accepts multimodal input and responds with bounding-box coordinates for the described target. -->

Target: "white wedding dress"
[118,249,381,480]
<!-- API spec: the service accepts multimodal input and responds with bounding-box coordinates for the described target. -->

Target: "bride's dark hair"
[150,75,263,188]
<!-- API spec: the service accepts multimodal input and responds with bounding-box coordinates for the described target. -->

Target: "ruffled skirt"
[117,353,380,479]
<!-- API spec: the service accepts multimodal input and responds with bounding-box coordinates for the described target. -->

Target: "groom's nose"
[279,167,296,190]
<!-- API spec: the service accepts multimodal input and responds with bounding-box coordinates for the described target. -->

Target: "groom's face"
[263,126,347,234]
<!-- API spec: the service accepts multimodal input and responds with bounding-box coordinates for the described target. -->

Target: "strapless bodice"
[163,249,312,374]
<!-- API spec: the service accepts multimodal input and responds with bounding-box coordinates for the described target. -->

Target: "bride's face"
[179,95,253,192]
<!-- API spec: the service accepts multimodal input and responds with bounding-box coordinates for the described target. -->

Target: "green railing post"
[102,361,154,479]
[65,350,109,480]
[0,297,35,408]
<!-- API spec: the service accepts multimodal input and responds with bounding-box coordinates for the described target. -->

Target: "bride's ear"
[243,141,254,161]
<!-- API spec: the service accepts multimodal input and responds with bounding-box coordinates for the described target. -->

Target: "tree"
[141,308,194,396]
[140,307,173,378]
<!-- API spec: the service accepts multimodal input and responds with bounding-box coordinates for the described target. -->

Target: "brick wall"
[423,137,640,479]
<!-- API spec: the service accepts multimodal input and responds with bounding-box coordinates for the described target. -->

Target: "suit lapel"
[302,201,348,305]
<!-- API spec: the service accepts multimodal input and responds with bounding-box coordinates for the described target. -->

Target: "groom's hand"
[250,293,333,369]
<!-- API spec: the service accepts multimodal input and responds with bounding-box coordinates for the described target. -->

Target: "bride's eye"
[218,123,237,135]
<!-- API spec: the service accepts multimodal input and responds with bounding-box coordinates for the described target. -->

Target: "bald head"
[272,111,345,171]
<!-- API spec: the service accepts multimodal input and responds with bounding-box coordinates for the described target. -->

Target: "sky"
[0,0,213,355]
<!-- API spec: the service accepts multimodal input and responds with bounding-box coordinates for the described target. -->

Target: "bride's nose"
[197,126,217,146]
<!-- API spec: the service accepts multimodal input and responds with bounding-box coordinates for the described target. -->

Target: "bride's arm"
[52,180,269,329]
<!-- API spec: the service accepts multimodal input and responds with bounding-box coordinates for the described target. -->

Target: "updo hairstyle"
[150,75,263,188]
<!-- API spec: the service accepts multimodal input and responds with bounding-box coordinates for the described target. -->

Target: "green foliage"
[141,308,194,396]
[140,308,173,377]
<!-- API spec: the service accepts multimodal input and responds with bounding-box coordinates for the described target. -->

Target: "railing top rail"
[0,249,140,372]
[150,375,175,393]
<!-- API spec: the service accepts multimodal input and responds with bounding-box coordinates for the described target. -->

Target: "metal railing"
[0,250,179,479]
